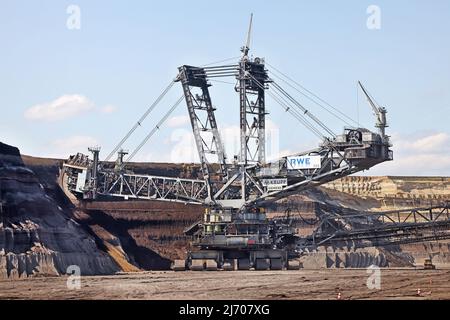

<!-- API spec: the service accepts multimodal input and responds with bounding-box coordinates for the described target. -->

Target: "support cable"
[209,79,235,85]
[268,86,325,139]
[266,62,359,126]
[105,80,176,161]
[123,96,184,165]
[247,73,326,139]
[270,72,355,127]
[271,81,336,138]
[203,65,239,70]
[201,56,240,67]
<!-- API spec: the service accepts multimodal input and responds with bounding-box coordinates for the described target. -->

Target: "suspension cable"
[266,62,359,126]
[124,96,184,165]
[201,56,240,67]
[106,56,239,164]
[283,104,326,140]
[271,81,336,138]
[209,79,236,85]
[204,65,239,78]
[255,82,325,140]
[105,80,176,161]
[247,74,325,139]
[266,83,325,139]
[270,72,356,127]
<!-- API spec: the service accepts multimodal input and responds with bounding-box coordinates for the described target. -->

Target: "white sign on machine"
[261,178,288,191]
[75,169,87,192]
[287,155,322,170]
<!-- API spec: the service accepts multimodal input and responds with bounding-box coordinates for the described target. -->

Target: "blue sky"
[1,0,449,175]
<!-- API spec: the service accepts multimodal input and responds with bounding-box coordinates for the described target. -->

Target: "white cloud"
[50,135,100,158]
[364,132,450,176]
[126,122,447,178]
[24,94,95,121]
[397,132,450,154]
[159,119,284,163]
[168,128,198,163]
[132,119,313,164]
[167,115,190,128]
[100,105,118,114]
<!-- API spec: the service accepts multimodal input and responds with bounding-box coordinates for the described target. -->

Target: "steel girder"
[303,203,450,249]
[238,59,268,165]
[97,172,207,204]
[177,66,227,201]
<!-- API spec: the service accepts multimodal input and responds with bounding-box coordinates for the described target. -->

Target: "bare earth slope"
[1,144,450,299]
[20,152,450,271]
[22,154,203,271]
[0,142,119,278]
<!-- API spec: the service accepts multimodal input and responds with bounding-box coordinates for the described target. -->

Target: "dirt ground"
[0,269,449,300]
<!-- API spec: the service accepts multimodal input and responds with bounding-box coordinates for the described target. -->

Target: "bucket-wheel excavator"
[61,16,450,271]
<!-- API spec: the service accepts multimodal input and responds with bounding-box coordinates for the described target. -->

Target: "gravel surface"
[1,269,449,300]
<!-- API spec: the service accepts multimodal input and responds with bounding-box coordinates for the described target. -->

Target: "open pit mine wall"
[23,155,204,272]
[323,176,450,207]
[6,145,450,273]
[0,142,119,279]
[76,200,203,270]
[269,188,450,268]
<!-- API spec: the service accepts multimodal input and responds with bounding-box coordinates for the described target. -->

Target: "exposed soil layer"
[0,143,119,278]
[22,155,203,270]
[17,152,450,272]
[323,176,450,208]
[0,269,449,300]
[80,201,202,269]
